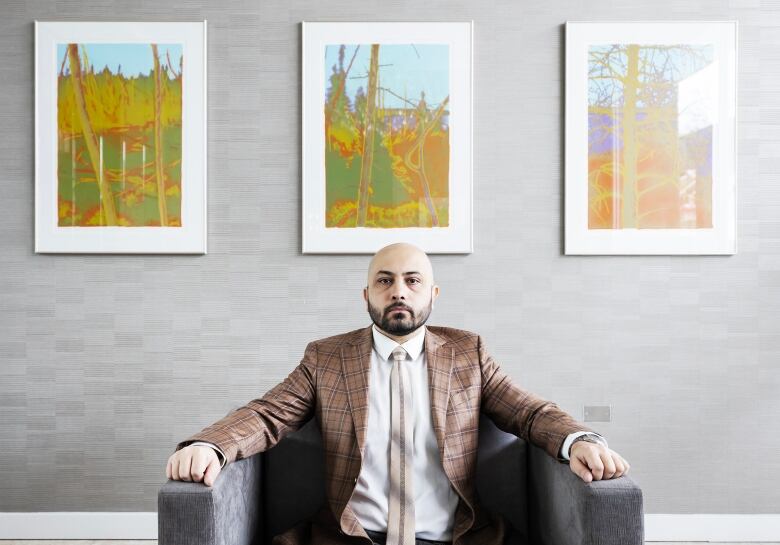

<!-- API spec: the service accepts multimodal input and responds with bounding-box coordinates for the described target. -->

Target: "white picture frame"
[301,21,473,254]
[565,21,737,255]
[35,21,207,254]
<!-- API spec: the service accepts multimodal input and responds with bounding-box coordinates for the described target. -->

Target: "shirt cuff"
[188,441,227,468]
[560,431,608,460]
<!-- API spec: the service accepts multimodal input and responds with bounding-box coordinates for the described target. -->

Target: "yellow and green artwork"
[324,44,449,229]
[57,43,183,227]
[588,44,714,229]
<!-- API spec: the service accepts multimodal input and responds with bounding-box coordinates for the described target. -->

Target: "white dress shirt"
[189,325,608,539]
[349,324,458,540]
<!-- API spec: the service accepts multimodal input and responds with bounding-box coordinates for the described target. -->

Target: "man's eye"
[379,278,391,284]
[407,278,420,284]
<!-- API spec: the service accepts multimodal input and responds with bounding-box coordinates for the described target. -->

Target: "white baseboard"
[0,512,779,541]
[645,514,780,542]
[0,512,157,539]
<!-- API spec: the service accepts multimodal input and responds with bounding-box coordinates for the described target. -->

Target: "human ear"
[431,285,439,308]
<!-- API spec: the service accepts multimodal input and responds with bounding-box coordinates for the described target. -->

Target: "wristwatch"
[572,434,608,449]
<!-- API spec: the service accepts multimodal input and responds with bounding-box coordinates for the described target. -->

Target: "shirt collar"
[371,323,426,362]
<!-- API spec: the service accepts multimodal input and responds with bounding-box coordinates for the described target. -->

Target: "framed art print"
[35,21,207,253]
[302,21,473,254]
[565,21,737,255]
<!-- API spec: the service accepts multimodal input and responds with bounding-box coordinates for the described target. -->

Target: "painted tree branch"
[67,44,117,225]
[151,44,169,226]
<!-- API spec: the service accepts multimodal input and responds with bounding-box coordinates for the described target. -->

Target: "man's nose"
[391,284,409,300]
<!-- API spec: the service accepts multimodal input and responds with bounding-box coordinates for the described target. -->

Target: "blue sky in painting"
[56,43,183,77]
[324,44,449,109]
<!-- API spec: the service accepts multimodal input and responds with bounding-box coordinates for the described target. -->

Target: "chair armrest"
[527,444,644,545]
[158,454,263,545]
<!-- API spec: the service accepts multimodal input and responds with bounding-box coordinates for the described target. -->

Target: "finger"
[203,457,221,487]
[586,450,605,481]
[170,457,180,481]
[601,451,617,479]
[190,451,209,483]
[569,454,593,483]
[612,455,626,477]
[178,454,192,481]
[166,457,171,479]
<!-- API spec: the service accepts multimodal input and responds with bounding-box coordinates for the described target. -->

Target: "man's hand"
[569,441,630,483]
[166,445,222,487]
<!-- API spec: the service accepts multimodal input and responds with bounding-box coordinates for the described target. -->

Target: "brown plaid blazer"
[177,324,598,545]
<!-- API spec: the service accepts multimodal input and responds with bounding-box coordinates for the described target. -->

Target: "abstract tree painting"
[302,22,472,254]
[37,22,206,254]
[57,43,183,227]
[323,44,450,229]
[587,43,715,230]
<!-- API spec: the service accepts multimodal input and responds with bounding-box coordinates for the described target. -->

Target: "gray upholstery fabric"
[527,441,644,545]
[158,451,263,545]
[158,415,643,545]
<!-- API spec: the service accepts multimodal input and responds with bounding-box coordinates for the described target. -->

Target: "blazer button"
[354,477,358,484]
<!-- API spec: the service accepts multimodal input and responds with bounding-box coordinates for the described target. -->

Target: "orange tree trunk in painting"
[356,44,380,227]
[151,44,169,226]
[621,44,639,229]
[67,44,117,226]
[404,96,449,227]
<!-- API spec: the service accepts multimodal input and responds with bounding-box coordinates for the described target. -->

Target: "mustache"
[386,304,412,313]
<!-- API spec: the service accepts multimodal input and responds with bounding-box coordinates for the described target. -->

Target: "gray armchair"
[159,415,644,545]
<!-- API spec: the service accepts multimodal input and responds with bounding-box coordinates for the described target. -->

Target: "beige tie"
[387,345,415,545]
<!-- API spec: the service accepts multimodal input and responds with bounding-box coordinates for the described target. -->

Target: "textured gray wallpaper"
[1,0,779,515]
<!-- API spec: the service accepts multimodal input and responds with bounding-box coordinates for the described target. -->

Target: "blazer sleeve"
[477,335,600,462]
[175,341,318,464]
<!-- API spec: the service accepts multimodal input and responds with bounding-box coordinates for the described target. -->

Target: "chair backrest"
[263,414,528,541]
[474,414,529,539]
[263,417,327,540]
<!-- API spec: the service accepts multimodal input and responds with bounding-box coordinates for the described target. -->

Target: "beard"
[367,294,433,336]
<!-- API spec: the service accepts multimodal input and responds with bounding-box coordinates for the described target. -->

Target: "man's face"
[363,245,439,337]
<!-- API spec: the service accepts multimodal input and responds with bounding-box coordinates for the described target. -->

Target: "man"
[167,242,630,545]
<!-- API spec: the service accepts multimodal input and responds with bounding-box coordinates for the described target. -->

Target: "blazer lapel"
[424,328,455,466]
[425,330,477,544]
[341,325,374,458]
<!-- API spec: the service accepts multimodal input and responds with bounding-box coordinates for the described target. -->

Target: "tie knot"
[391,346,408,362]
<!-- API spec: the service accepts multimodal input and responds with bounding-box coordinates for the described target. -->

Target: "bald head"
[363,243,439,341]
[366,242,434,287]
